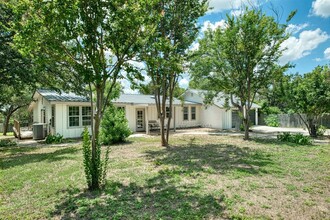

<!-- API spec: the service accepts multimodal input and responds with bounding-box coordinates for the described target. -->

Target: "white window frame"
[82,106,92,126]
[68,106,80,127]
[183,106,189,121]
[191,106,196,121]
[68,106,92,128]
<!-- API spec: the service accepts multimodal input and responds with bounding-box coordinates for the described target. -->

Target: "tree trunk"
[3,113,11,136]
[243,106,250,140]
[90,87,102,190]
[308,119,317,137]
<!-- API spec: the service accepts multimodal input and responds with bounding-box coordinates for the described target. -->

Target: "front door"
[136,109,145,132]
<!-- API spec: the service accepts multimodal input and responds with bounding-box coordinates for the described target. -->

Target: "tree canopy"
[289,65,330,137]
[190,8,294,140]
[140,0,207,146]
[12,0,154,190]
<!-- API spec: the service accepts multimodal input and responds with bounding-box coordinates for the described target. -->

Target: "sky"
[124,0,330,93]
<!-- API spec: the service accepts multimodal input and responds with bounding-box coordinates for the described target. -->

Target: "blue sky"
[123,0,330,92]
[177,0,330,88]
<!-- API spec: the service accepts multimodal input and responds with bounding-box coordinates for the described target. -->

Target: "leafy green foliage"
[0,139,17,147]
[190,8,293,140]
[100,106,131,145]
[277,132,312,145]
[45,134,63,144]
[140,0,207,146]
[289,65,330,137]
[316,125,327,137]
[12,0,154,190]
[82,127,92,189]
[265,114,280,127]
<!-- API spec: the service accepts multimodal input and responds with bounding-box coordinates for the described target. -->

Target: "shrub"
[317,125,327,137]
[0,139,17,147]
[100,105,132,145]
[265,114,280,127]
[277,132,312,145]
[45,133,63,144]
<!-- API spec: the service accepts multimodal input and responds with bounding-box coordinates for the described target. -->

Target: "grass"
[0,132,14,137]
[0,135,329,219]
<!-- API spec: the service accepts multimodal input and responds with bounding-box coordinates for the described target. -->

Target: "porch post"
[255,108,258,126]
[145,106,149,135]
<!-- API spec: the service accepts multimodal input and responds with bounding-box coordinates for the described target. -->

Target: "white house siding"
[221,109,232,129]
[115,104,201,132]
[200,105,223,129]
[52,102,92,138]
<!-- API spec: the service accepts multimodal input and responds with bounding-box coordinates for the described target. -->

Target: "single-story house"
[29,89,260,138]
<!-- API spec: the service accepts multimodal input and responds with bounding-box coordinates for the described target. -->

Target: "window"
[82,106,92,126]
[191,106,196,120]
[183,107,188,120]
[166,107,170,118]
[117,106,125,113]
[51,105,55,127]
[69,106,80,127]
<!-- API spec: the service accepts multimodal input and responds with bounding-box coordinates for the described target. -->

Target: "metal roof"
[187,89,260,109]
[113,94,200,105]
[37,89,90,102]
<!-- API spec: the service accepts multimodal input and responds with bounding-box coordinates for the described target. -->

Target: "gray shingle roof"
[37,89,90,102]
[113,94,200,105]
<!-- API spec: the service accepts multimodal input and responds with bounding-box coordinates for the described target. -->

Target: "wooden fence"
[259,113,330,128]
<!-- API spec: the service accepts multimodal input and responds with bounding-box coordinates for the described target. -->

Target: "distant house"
[29,89,260,138]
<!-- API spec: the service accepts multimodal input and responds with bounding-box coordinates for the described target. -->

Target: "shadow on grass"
[145,139,278,176]
[51,173,226,219]
[0,147,79,169]
[252,138,314,147]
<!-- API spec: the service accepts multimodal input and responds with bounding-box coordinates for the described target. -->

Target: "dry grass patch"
[0,135,329,219]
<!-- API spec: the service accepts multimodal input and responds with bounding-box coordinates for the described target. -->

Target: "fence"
[0,123,14,133]
[259,113,330,128]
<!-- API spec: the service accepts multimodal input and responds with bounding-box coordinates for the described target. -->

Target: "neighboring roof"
[187,89,261,109]
[37,89,90,102]
[113,94,200,105]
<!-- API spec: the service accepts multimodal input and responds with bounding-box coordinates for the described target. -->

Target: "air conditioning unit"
[33,123,47,140]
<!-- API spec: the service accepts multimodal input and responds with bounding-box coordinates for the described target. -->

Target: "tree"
[0,2,37,135]
[0,87,32,135]
[190,8,294,140]
[290,65,330,137]
[13,0,151,190]
[140,0,207,147]
[138,81,186,99]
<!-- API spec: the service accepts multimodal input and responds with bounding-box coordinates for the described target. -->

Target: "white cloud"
[208,0,259,13]
[279,28,329,64]
[286,23,309,35]
[324,47,330,60]
[201,20,227,32]
[179,78,189,89]
[190,42,200,51]
[311,0,330,18]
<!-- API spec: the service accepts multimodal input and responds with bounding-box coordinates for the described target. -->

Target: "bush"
[265,114,280,127]
[45,133,63,144]
[317,125,327,137]
[277,132,312,145]
[100,105,132,145]
[0,139,17,147]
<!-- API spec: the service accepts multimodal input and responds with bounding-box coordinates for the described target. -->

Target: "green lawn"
[0,135,329,219]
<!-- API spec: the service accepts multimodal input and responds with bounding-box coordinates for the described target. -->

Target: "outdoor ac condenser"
[33,123,46,140]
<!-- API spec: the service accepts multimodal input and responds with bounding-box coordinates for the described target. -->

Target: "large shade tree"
[0,2,38,135]
[190,8,294,140]
[13,0,152,190]
[290,65,330,137]
[140,0,207,147]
